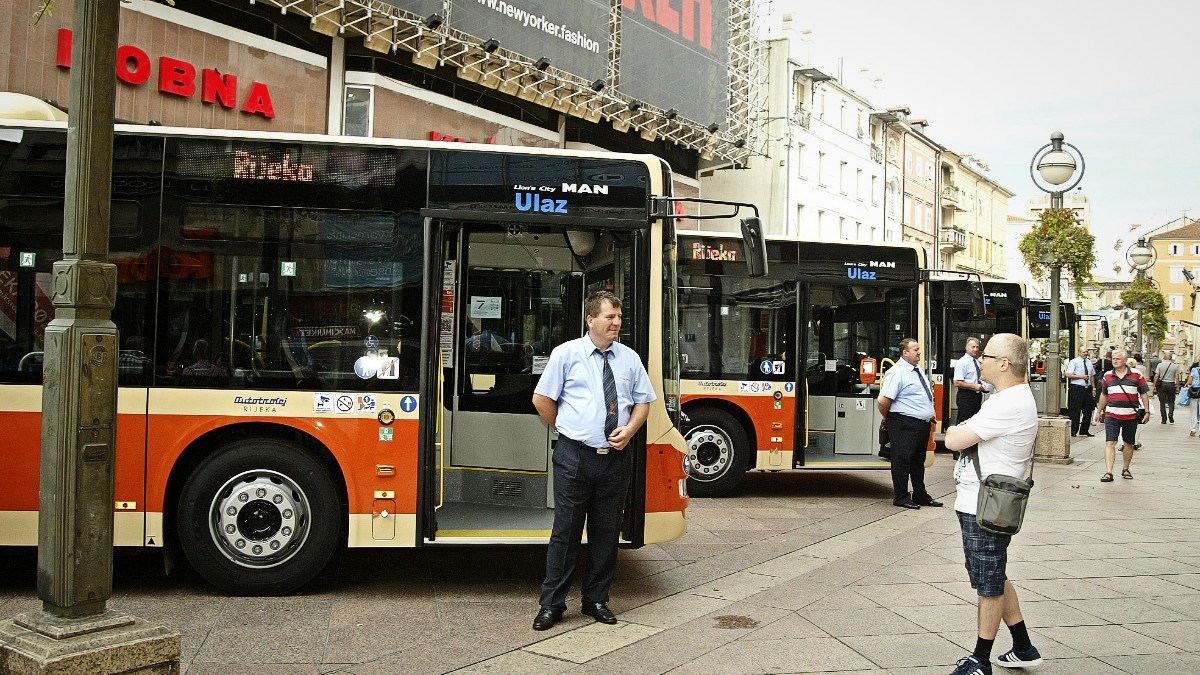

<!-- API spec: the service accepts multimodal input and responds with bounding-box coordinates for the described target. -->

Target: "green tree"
[1120,278,1168,355]
[1017,207,1097,292]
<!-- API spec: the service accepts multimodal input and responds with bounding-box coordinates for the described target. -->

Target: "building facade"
[2,0,759,203]
[1146,220,1200,359]
[698,15,883,239]
[939,152,1012,279]
[882,111,938,262]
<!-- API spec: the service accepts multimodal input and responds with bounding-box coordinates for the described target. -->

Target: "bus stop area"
[3,422,1200,674]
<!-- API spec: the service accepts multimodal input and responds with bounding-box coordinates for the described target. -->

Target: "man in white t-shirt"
[944,333,1041,675]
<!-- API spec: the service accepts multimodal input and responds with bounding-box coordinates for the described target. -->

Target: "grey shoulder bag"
[971,449,1034,536]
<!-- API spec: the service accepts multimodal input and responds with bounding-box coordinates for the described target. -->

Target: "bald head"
[979,333,1028,391]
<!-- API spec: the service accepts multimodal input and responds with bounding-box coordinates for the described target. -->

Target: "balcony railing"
[792,107,811,129]
[870,145,883,163]
[939,227,967,252]
[941,184,966,211]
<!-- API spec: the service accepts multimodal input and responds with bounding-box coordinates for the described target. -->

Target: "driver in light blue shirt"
[877,338,939,510]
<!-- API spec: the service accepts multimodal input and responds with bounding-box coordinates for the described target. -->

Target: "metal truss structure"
[245,0,762,167]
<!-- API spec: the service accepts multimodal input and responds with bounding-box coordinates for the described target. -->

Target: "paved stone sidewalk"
[2,417,1198,673]
[457,418,1200,674]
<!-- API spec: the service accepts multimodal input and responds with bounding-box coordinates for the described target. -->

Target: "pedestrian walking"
[944,333,1042,675]
[1094,349,1150,482]
[1094,349,1114,392]
[530,291,656,630]
[1186,362,1200,437]
[877,338,941,510]
[1153,351,1180,423]
[1066,345,1096,437]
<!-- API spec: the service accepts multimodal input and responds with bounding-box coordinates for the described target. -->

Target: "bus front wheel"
[176,439,342,595]
[684,408,749,497]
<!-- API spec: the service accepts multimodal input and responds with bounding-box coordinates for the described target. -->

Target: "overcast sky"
[759,0,1200,247]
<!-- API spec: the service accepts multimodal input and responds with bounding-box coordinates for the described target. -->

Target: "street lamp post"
[1127,236,1156,358]
[1030,132,1085,416]
[1130,301,1147,357]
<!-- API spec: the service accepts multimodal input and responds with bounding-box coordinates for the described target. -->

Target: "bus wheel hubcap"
[210,470,311,568]
[686,426,731,479]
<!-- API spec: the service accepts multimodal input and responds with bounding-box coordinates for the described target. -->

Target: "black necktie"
[601,351,618,439]
[915,366,933,401]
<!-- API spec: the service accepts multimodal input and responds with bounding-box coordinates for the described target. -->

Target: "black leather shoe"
[894,499,920,510]
[917,499,944,507]
[581,602,617,624]
[1081,432,1095,437]
[533,607,563,631]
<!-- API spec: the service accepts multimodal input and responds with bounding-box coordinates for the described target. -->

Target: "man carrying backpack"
[1153,351,1181,424]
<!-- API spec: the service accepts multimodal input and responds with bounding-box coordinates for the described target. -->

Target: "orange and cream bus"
[0,116,703,594]
[677,232,933,497]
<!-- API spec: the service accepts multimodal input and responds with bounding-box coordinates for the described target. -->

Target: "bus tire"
[684,408,749,497]
[176,438,342,596]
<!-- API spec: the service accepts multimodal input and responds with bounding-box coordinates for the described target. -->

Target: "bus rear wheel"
[684,408,749,497]
[176,439,342,595]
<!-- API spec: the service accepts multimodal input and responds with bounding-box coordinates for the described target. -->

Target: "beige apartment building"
[939,151,1012,279]
[1147,220,1200,360]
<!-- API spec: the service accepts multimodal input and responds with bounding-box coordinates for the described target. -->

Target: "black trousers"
[1068,384,1095,435]
[1159,383,1177,421]
[956,390,983,424]
[886,413,932,504]
[540,436,631,611]
[955,390,983,455]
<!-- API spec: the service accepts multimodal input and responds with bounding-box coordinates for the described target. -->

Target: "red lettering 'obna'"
[241,82,275,119]
[201,69,237,109]
[117,45,152,85]
[158,56,196,97]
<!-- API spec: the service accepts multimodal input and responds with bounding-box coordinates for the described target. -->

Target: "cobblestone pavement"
[2,417,1199,673]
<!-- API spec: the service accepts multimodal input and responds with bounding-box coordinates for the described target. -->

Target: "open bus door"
[418,215,650,545]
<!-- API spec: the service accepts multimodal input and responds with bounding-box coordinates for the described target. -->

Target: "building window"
[839,216,847,239]
[1169,244,1182,256]
[818,152,826,186]
[795,204,805,235]
[926,162,934,183]
[1170,294,1184,311]
[905,152,912,174]
[856,168,864,200]
[1191,244,1200,256]
[871,175,878,205]
[1171,266,1185,282]
[795,143,806,179]
[343,86,374,136]
[839,161,848,194]
[924,203,933,232]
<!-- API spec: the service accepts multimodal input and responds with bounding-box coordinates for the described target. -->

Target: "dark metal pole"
[35,0,121,622]
[1046,188,1063,415]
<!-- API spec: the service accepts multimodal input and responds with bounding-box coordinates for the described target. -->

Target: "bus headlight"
[682,454,692,476]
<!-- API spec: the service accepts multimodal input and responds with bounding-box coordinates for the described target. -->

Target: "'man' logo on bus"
[561,183,609,194]
[868,260,896,268]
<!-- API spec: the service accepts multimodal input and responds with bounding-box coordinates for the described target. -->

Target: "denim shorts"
[957,510,1011,597]
[1104,417,1138,445]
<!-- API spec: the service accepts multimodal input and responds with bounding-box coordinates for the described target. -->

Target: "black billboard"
[618,0,730,126]
[449,0,609,81]
[379,1,733,128]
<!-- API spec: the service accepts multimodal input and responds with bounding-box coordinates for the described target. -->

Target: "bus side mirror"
[740,217,768,278]
[969,281,986,317]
